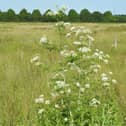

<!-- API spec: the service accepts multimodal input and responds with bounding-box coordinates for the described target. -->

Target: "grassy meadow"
[0,22,126,125]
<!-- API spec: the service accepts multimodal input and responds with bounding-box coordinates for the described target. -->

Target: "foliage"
[80,9,91,22]
[31,9,42,22]
[19,9,32,22]
[68,9,80,22]
[33,20,123,125]
[0,8,126,22]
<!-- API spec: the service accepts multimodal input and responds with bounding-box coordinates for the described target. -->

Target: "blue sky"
[0,0,125,14]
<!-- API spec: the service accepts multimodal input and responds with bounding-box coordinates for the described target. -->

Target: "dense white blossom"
[73,41,82,45]
[79,47,91,53]
[30,55,40,63]
[85,84,90,89]
[40,36,48,44]
[35,97,44,104]
[38,109,45,114]
[90,98,101,107]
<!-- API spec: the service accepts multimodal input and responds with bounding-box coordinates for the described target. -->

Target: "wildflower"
[73,41,81,45]
[64,69,68,72]
[40,36,48,44]
[97,64,101,69]
[80,87,85,93]
[30,55,40,63]
[70,50,77,57]
[66,33,71,38]
[103,82,110,87]
[45,100,50,105]
[60,50,77,57]
[75,29,81,36]
[96,49,99,52]
[93,68,98,73]
[51,93,59,98]
[55,104,60,109]
[87,35,95,41]
[56,81,66,88]
[34,62,41,66]
[101,76,109,82]
[60,50,69,57]
[35,97,44,104]
[90,98,101,107]
[38,109,45,114]
[55,21,64,27]
[70,26,75,31]
[109,71,113,75]
[67,88,71,94]
[60,90,64,94]
[101,73,107,77]
[100,51,103,54]
[94,52,99,57]
[39,94,44,98]
[79,47,91,53]
[112,79,117,84]
[106,54,110,58]
[64,117,68,122]
[85,84,90,89]
[52,72,65,79]
[104,59,109,64]
[79,36,84,40]
[76,82,80,87]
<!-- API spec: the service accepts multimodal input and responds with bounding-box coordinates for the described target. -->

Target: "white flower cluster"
[101,73,117,87]
[78,47,91,53]
[56,22,70,27]
[93,49,110,64]
[60,50,77,57]
[35,94,50,105]
[90,98,101,107]
[34,20,119,125]
[40,35,48,44]
[30,55,41,66]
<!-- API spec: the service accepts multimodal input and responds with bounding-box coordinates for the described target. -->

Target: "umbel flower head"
[40,35,48,44]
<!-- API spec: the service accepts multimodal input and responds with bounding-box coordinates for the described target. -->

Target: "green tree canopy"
[80,9,91,22]
[6,9,17,21]
[19,9,31,22]
[31,9,41,22]
[103,11,113,22]
[92,11,103,22]
[68,9,80,22]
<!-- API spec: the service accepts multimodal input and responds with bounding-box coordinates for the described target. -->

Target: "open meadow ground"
[0,22,126,125]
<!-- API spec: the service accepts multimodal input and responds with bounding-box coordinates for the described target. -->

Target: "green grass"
[0,22,126,125]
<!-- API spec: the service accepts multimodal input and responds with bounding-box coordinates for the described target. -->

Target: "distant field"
[0,23,126,125]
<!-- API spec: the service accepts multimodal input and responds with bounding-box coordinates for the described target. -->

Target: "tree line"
[0,8,126,22]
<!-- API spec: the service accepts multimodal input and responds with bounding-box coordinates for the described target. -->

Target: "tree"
[31,9,41,22]
[19,9,31,22]
[6,9,17,21]
[115,15,126,22]
[103,11,113,22]
[80,9,91,22]
[0,12,8,21]
[0,10,3,21]
[68,9,80,22]
[42,9,56,22]
[92,11,103,22]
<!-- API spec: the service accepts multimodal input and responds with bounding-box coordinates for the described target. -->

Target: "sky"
[0,0,125,14]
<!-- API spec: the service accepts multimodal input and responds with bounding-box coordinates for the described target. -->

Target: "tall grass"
[0,22,125,125]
